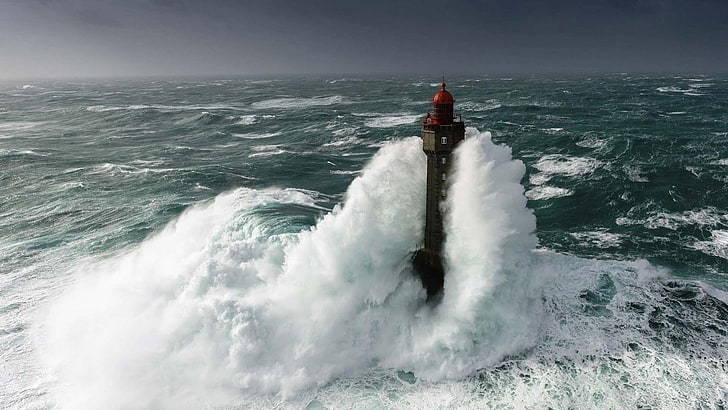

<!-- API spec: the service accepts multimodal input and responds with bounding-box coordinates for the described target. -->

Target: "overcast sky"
[1,0,726,79]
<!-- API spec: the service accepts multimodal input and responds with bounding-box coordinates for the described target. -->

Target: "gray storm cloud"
[0,0,726,79]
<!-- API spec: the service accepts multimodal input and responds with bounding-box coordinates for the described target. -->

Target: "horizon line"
[1,71,726,84]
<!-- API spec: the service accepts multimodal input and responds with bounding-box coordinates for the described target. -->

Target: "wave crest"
[43,131,555,408]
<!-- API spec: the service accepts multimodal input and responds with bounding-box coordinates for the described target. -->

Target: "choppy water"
[1,75,727,409]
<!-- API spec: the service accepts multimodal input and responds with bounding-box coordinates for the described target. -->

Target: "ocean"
[1,75,727,409]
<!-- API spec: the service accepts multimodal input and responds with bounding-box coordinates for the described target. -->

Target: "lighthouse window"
[440,136,447,145]
[441,173,446,181]
[441,157,447,165]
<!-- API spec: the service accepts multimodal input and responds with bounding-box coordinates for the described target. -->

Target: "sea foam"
[41,129,727,410]
[43,129,543,408]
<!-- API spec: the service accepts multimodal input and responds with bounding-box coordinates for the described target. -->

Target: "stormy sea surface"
[1,75,728,409]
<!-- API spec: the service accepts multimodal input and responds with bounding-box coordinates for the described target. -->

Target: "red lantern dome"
[432,82,454,104]
[430,82,454,125]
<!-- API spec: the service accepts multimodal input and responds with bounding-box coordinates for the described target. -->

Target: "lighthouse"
[413,82,466,299]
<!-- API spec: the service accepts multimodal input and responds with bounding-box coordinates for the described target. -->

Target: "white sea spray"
[42,131,546,408]
[39,129,728,410]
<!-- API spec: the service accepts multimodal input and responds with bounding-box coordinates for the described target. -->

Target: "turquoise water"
[1,75,727,408]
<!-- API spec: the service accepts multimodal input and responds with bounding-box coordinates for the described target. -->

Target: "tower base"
[412,248,444,300]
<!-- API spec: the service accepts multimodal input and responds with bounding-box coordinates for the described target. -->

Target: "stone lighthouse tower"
[413,82,465,299]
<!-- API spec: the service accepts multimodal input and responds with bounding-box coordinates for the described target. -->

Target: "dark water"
[1,75,727,409]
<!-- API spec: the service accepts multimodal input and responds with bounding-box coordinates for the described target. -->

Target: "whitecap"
[365,115,420,128]
[352,111,407,117]
[657,86,691,93]
[59,181,85,191]
[656,86,704,96]
[129,159,168,167]
[533,154,601,177]
[87,163,174,176]
[331,127,359,137]
[570,230,623,248]
[0,121,44,131]
[62,167,85,174]
[623,164,649,182]
[87,104,246,112]
[0,148,46,157]
[194,183,213,191]
[232,132,281,140]
[235,115,257,125]
[251,95,345,110]
[616,207,728,230]
[323,136,360,147]
[248,144,287,157]
[161,104,245,111]
[86,105,124,112]
[526,186,574,200]
[576,137,606,148]
[457,101,502,112]
[366,141,389,148]
[541,127,565,134]
[691,230,728,259]
[528,172,551,186]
